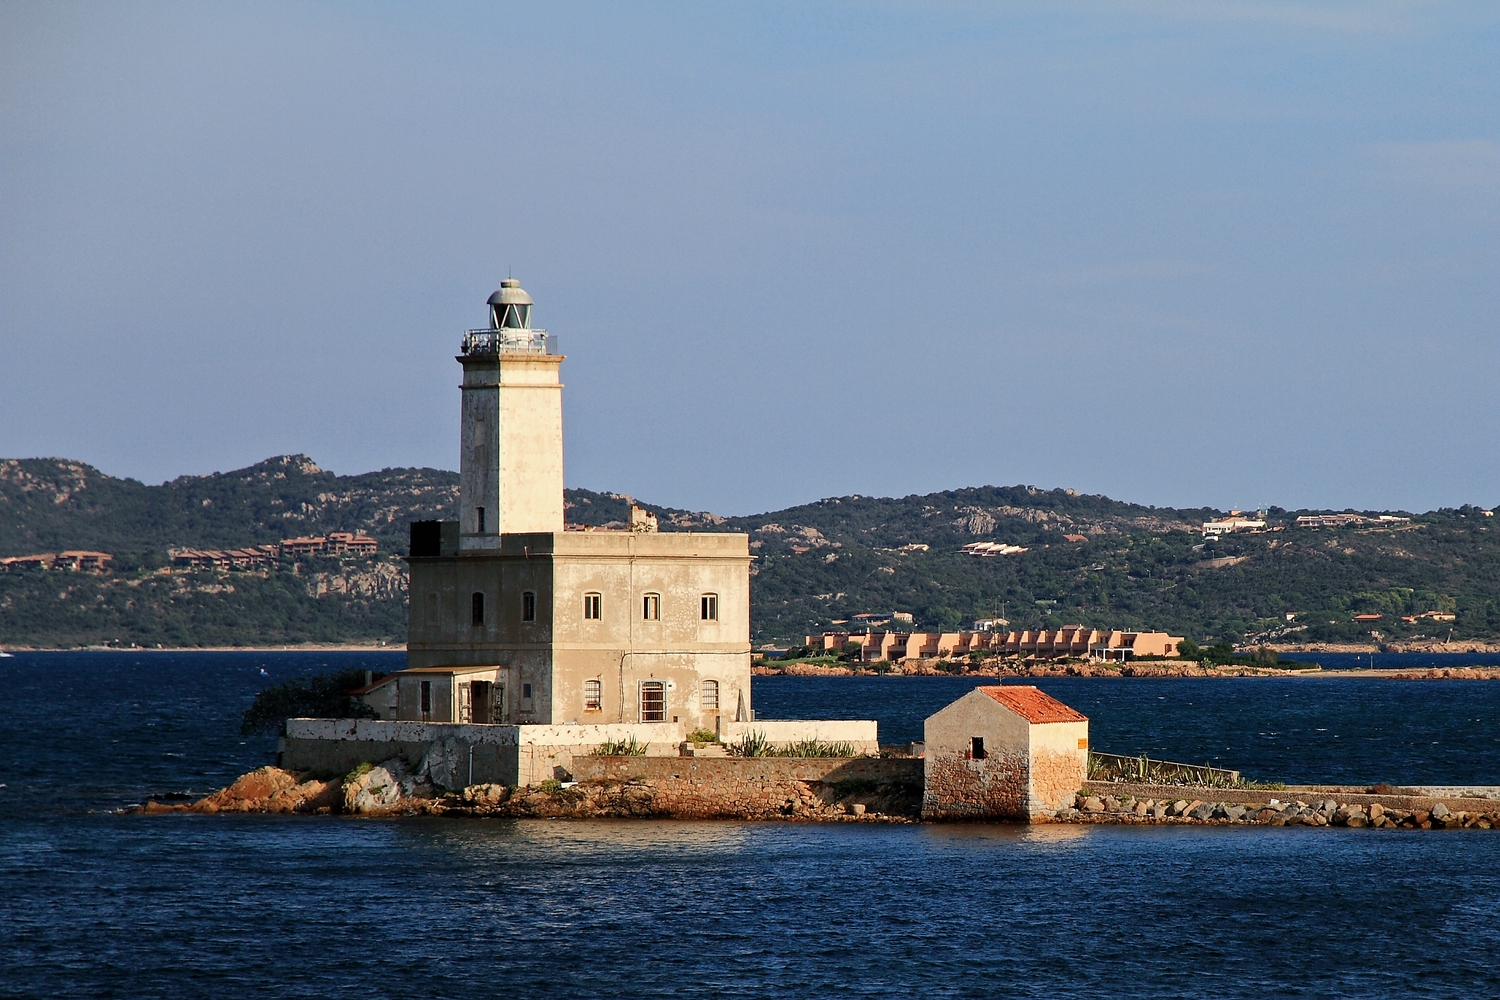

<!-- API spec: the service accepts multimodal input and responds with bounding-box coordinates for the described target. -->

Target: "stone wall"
[279,718,687,788]
[922,748,1030,820]
[566,756,922,819]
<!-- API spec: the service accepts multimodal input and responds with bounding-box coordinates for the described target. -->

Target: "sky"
[3,2,1498,516]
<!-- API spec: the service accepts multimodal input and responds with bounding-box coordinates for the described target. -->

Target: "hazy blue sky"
[3,2,1497,515]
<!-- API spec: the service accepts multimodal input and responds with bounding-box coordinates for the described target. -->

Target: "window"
[583,592,602,620]
[640,681,665,722]
[642,593,660,620]
[420,681,432,715]
[700,594,718,621]
[584,679,602,712]
[701,679,719,710]
[476,506,486,533]
[970,737,986,761]
[522,683,533,700]
[471,592,485,626]
[522,591,536,622]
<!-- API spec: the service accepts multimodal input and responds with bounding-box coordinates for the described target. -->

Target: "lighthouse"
[457,277,565,548]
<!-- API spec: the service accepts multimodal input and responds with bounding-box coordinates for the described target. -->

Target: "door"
[458,681,472,723]
[471,681,492,724]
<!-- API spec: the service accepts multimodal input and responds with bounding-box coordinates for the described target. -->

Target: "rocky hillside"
[3,455,1499,648]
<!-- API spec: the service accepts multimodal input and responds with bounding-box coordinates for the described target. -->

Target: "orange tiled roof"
[978,685,1088,724]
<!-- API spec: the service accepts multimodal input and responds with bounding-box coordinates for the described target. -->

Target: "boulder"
[1169,799,1189,817]
[1368,803,1384,823]
[193,766,299,813]
[1225,804,1247,821]
[343,758,425,815]
[462,783,511,809]
[1431,802,1450,819]
[1081,796,1105,813]
[1188,803,1216,822]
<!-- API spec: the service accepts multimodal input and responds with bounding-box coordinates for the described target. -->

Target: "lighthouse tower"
[457,278,565,549]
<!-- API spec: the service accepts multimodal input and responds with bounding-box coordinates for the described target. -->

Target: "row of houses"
[1295,513,1411,528]
[806,625,1185,663]
[0,550,112,573]
[170,532,378,570]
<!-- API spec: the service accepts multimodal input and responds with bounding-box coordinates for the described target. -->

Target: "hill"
[2,456,1498,648]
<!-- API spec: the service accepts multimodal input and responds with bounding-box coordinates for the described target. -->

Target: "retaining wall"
[566,756,923,819]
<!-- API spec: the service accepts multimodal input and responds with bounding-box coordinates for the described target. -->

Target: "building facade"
[405,280,753,733]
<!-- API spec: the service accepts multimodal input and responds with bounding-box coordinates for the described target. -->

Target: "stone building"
[403,279,753,734]
[922,685,1088,821]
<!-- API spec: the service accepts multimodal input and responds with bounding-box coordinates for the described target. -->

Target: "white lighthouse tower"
[457,277,565,549]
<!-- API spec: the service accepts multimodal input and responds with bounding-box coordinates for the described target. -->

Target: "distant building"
[806,625,1184,663]
[1295,513,1410,529]
[0,551,112,573]
[171,534,376,570]
[1352,613,1382,622]
[1202,516,1267,537]
[960,542,1029,556]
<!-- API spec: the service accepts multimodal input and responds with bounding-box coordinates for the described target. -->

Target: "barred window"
[640,681,665,722]
[584,679,602,712]
[583,592,602,620]
[702,679,719,710]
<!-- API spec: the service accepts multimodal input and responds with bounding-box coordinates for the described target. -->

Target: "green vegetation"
[5,455,1500,648]
[729,731,859,758]
[240,669,375,735]
[593,737,649,756]
[685,728,721,745]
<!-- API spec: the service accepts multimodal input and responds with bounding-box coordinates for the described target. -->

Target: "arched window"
[584,679,602,712]
[471,592,485,626]
[701,679,719,711]
[700,594,718,621]
[583,592,602,620]
[642,593,661,620]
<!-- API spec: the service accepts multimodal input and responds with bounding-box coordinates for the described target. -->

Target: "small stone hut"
[922,685,1089,822]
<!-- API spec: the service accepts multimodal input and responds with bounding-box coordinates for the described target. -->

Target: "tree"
[241,669,377,735]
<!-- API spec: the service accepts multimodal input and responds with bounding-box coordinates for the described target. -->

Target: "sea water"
[3,651,1499,998]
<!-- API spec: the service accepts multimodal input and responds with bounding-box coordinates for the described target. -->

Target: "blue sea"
[4,651,1500,998]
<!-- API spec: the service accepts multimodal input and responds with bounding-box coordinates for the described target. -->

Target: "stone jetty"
[1062,790,1498,829]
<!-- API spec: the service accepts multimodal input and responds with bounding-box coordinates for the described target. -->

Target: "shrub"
[536,778,564,794]
[240,668,376,735]
[593,737,649,756]
[685,728,720,745]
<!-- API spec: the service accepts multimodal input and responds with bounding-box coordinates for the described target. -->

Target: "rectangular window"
[970,737,986,760]
[701,679,719,710]
[476,506,486,533]
[642,593,660,620]
[522,683,533,699]
[420,681,432,715]
[584,679,602,712]
[700,594,718,621]
[522,591,536,622]
[471,592,485,626]
[640,681,665,722]
[583,593,602,620]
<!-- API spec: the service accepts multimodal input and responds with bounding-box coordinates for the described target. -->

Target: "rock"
[1368,803,1384,822]
[848,803,867,816]
[1225,804,1247,821]
[1431,802,1450,819]
[1151,804,1167,819]
[462,783,511,809]
[1189,803,1216,822]
[193,766,299,813]
[1346,814,1367,828]
[1169,799,1189,817]
[1413,810,1430,825]
[1082,796,1106,813]
[1134,802,1149,816]
[1320,799,1339,814]
[343,758,424,815]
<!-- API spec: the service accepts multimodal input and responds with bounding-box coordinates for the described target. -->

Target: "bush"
[685,728,720,745]
[593,737,648,756]
[240,668,376,735]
